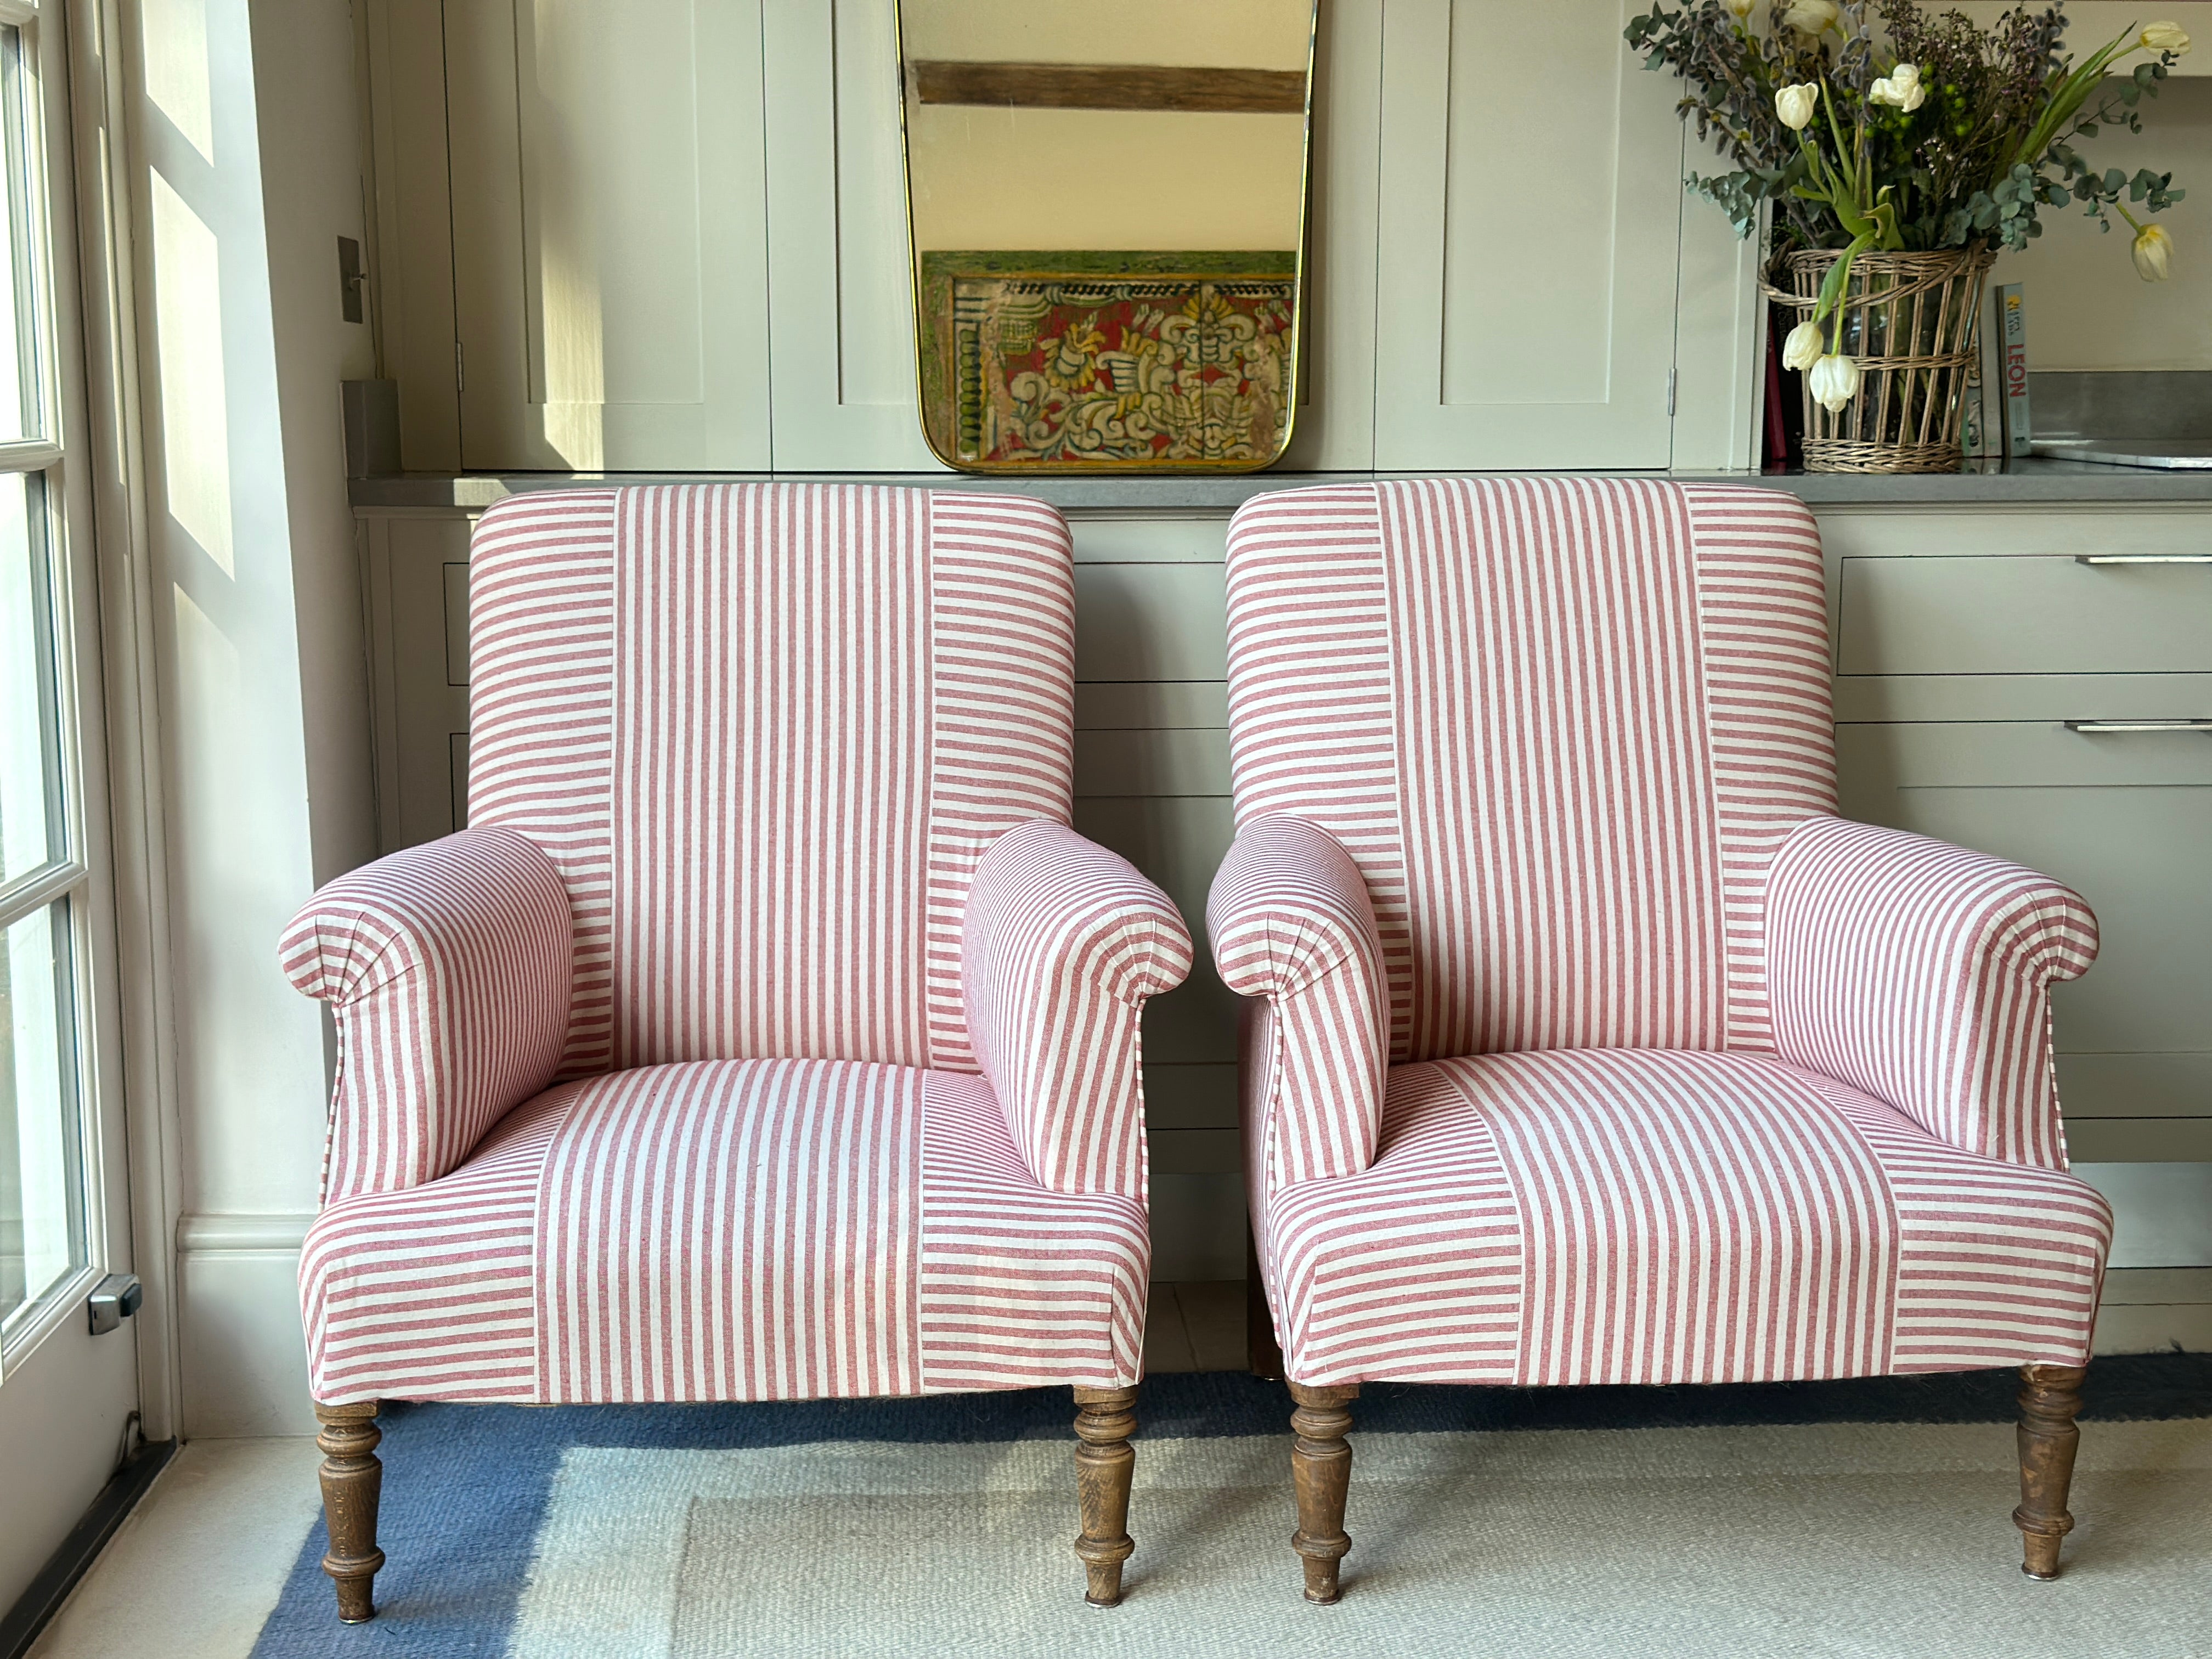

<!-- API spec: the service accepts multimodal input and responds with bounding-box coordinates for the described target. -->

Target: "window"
[0,7,89,1351]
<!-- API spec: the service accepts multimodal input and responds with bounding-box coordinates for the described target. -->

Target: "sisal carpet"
[251,1361,2212,1658]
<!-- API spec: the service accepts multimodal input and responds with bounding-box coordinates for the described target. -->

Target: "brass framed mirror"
[895,1,1317,473]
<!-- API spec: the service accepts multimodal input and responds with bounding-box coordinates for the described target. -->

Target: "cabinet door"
[760,0,942,471]
[1371,0,1691,469]
[360,515,473,853]
[1836,721,2212,1162]
[442,0,772,470]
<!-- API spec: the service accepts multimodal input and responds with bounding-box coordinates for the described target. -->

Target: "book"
[1961,312,1988,458]
[1996,283,2031,456]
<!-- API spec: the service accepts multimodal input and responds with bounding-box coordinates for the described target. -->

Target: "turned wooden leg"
[313,1400,386,1622]
[1288,1381,1357,1604]
[1073,1385,1138,1606]
[1247,1229,1282,1381]
[2015,1363,2086,1580]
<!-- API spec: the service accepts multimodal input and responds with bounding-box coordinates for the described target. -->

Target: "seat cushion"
[301,1059,1146,1404]
[1263,1049,2111,1387]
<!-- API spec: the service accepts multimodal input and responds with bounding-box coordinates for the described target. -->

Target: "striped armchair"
[281,485,1190,1618]
[1211,478,2110,1601]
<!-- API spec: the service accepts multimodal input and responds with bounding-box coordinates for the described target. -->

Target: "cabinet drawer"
[1838,554,2212,676]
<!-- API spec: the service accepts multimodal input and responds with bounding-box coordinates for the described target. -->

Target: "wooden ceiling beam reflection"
[909,61,1307,115]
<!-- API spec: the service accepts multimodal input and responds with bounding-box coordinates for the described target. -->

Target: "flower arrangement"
[1626,2,2188,414]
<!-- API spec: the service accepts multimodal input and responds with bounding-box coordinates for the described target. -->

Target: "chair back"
[467,483,1075,1076]
[1223,477,1836,1063]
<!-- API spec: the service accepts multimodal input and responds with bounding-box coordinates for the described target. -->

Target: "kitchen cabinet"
[363,0,1759,473]
[1370,0,1758,469]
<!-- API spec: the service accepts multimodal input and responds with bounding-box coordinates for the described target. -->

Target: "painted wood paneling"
[440,0,771,470]
[1372,0,1692,468]
[1276,0,1383,470]
[363,0,461,468]
[1835,672,2212,724]
[359,514,471,851]
[375,0,1765,472]
[761,0,942,472]
[1841,555,2212,676]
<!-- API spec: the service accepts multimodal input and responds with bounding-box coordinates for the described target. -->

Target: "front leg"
[2015,1363,2087,1579]
[1288,1381,1357,1602]
[1073,1385,1139,1606]
[313,1400,386,1621]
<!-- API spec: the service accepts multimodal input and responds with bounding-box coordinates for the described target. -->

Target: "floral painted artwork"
[917,252,1299,471]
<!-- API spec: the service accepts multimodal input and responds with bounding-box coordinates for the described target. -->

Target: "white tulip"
[1809,353,1862,412]
[1726,0,1757,16]
[1783,0,1838,36]
[2132,222,2174,281]
[1870,63,1927,111]
[1782,319,1826,371]
[1775,83,1819,131]
[2141,22,2191,54]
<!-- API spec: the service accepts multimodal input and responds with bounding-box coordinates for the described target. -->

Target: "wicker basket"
[1770,246,1996,473]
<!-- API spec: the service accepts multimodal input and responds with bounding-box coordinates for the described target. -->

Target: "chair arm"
[1767,814,2098,1168]
[962,820,1193,1199]
[279,827,573,1201]
[1207,815,1388,1190]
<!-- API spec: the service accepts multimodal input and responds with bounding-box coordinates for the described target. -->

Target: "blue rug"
[249,1356,2212,1658]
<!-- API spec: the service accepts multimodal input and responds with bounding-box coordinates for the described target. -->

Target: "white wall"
[125,0,375,1437]
[2002,75,2212,371]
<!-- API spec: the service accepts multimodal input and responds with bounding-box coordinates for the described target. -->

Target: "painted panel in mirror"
[896,0,1316,472]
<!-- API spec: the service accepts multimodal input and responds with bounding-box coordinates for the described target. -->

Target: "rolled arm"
[962,820,1193,1199]
[1207,815,1388,1192]
[279,826,573,1203]
[1767,814,2097,1169]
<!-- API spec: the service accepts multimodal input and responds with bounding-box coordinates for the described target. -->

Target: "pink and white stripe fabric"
[290,483,1182,1406]
[962,820,1192,1200]
[1769,814,2098,1170]
[279,828,573,1203]
[465,491,620,1079]
[608,487,935,1066]
[1265,1050,2110,1387]
[1681,488,1837,1050]
[467,484,1079,1075]
[1221,477,2108,1387]
[534,1059,923,1402]
[299,1059,1151,1403]
[1209,814,1387,1190]
[1224,478,1835,1064]
[919,1071,1149,1390]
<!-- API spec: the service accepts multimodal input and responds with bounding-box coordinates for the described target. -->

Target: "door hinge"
[1667,367,1678,417]
[455,339,466,393]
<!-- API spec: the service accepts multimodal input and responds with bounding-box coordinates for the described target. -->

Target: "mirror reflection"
[898,1,1315,472]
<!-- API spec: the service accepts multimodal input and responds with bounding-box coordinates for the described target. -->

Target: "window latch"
[87,1274,142,1336]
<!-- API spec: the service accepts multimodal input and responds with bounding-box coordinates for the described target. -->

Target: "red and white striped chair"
[280,484,1190,1619]
[1211,478,2110,1601]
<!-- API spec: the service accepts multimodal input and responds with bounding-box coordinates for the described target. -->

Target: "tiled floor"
[24,1282,1252,1659]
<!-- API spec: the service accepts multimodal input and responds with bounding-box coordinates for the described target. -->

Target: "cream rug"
[507,1419,2212,1658]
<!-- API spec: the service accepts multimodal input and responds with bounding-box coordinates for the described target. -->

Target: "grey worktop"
[347,458,2212,512]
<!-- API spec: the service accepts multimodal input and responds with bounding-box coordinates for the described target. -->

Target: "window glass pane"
[0,25,35,443]
[0,900,82,1337]
[0,472,58,887]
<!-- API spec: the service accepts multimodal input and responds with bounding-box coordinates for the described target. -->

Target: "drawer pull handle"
[2075,554,2212,565]
[2066,719,2212,733]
